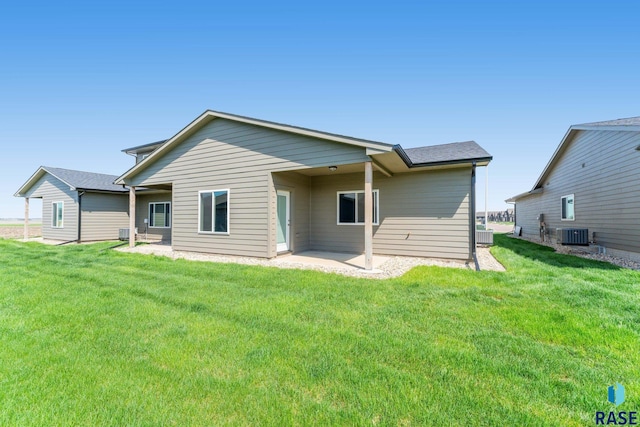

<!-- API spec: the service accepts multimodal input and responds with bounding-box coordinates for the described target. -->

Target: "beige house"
[115,110,492,268]
[507,116,640,261]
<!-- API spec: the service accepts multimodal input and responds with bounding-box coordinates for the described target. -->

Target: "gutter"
[77,191,85,243]
[411,157,493,168]
[392,145,413,166]
[470,162,479,271]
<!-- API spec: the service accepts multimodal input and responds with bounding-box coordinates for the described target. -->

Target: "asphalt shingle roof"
[576,116,640,127]
[43,167,127,192]
[402,141,492,165]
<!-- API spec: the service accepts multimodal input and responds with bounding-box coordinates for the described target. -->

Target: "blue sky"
[2,0,639,218]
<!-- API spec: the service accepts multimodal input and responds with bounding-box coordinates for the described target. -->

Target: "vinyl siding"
[128,118,369,257]
[515,129,640,253]
[310,168,472,259]
[273,172,310,253]
[513,193,544,240]
[24,173,78,241]
[80,193,130,241]
[136,152,152,164]
[135,193,173,242]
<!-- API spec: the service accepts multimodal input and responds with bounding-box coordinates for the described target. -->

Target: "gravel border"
[115,244,506,279]
[476,246,506,272]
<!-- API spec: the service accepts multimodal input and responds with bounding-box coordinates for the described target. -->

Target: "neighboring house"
[14,167,129,242]
[506,116,640,261]
[476,209,514,223]
[115,110,492,266]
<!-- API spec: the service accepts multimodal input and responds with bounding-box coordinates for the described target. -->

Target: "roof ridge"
[43,166,120,178]
[575,116,640,127]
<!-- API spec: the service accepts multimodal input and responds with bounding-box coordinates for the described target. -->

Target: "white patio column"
[24,198,29,240]
[129,186,136,248]
[364,161,373,270]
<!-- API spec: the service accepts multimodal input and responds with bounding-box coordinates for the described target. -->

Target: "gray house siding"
[80,192,130,241]
[135,193,173,242]
[23,174,78,241]
[515,129,640,254]
[128,118,369,258]
[272,171,311,253]
[513,193,544,239]
[309,168,471,259]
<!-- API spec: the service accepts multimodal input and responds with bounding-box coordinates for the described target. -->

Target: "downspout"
[77,191,85,243]
[470,163,479,271]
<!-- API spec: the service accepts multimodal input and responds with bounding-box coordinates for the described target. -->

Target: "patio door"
[276,190,290,252]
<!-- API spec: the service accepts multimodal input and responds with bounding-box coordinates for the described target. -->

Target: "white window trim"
[198,189,230,235]
[561,194,575,221]
[52,201,64,228]
[336,189,379,226]
[148,202,171,228]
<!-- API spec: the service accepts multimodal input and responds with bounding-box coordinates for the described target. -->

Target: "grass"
[0,235,638,426]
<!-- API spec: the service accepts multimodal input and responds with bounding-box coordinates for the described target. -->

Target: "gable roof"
[116,110,396,184]
[399,141,492,167]
[15,166,127,197]
[116,110,492,184]
[506,115,640,202]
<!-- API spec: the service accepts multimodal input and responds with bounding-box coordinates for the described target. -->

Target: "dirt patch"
[0,225,42,239]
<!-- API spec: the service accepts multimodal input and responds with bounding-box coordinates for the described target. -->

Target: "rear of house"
[116,110,492,263]
[507,117,640,261]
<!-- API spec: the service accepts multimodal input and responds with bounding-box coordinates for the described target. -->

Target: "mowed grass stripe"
[0,235,638,426]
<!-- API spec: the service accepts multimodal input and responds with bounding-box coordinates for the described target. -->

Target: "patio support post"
[129,186,136,248]
[24,197,29,240]
[364,161,373,270]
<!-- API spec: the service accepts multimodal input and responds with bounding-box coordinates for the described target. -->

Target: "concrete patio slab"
[114,243,508,278]
[273,251,390,270]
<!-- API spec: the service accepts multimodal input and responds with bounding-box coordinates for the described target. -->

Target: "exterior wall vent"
[556,228,589,245]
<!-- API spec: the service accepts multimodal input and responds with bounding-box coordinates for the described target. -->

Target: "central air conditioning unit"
[556,228,589,246]
[476,230,494,245]
[119,228,138,241]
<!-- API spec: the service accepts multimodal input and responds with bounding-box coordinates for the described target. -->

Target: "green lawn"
[0,236,638,426]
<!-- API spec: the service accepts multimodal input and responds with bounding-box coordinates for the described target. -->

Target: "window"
[149,202,171,228]
[199,190,229,233]
[561,194,574,220]
[337,190,379,225]
[52,202,64,228]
